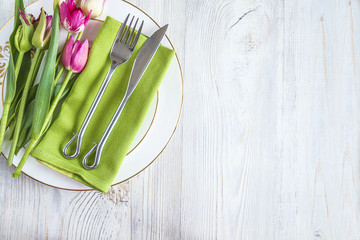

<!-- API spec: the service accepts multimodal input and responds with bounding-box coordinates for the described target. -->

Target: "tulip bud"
[14,10,34,53]
[32,9,53,49]
[59,0,91,33]
[62,35,89,73]
[80,0,105,18]
[28,14,35,24]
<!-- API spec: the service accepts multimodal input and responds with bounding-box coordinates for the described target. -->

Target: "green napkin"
[32,16,175,193]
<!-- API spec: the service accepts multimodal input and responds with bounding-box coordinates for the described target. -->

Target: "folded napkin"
[32,16,175,193]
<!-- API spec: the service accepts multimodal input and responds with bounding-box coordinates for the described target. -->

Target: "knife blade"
[126,24,168,95]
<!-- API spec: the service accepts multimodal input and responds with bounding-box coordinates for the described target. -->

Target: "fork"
[63,14,144,161]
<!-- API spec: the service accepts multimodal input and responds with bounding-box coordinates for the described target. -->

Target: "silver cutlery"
[63,14,144,160]
[81,24,169,170]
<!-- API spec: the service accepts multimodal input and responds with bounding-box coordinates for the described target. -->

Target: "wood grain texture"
[1,0,360,239]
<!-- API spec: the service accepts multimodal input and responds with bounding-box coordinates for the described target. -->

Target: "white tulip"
[80,0,106,19]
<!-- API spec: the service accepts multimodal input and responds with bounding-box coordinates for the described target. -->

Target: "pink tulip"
[62,35,89,73]
[59,0,91,33]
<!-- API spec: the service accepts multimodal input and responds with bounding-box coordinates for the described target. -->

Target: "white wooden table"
[1,0,360,239]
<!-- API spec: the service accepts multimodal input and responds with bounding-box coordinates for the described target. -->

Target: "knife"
[127,24,168,96]
[83,24,169,168]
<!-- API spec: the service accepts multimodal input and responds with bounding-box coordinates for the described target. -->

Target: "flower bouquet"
[0,0,104,177]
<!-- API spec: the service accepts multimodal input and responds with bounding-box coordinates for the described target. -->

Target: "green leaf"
[13,73,78,152]
[15,100,35,154]
[7,119,15,141]
[8,48,42,165]
[31,8,59,139]
[6,50,32,124]
[4,24,19,104]
[0,0,26,151]
[14,0,25,31]
[6,116,14,131]
[28,83,39,100]
[5,0,28,103]
[4,54,16,104]
[15,127,30,155]
[53,73,79,99]
[7,81,38,128]
[7,100,20,140]
[12,51,41,106]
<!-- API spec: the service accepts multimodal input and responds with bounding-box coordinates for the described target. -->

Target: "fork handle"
[83,92,130,169]
[63,64,117,159]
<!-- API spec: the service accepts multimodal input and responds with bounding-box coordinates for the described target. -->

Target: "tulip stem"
[0,52,24,153]
[13,70,73,177]
[55,32,72,67]
[0,103,10,152]
[7,48,42,165]
[14,52,24,77]
[12,138,36,177]
[76,31,84,41]
[54,67,64,85]
[43,70,73,134]
[55,54,61,67]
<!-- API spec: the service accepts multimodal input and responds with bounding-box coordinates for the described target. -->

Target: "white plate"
[0,0,183,190]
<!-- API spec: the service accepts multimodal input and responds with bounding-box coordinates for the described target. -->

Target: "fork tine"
[121,16,134,43]
[113,14,130,45]
[126,18,139,46]
[130,20,144,49]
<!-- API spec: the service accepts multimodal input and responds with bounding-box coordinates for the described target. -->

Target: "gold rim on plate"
[0,0,184,191]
